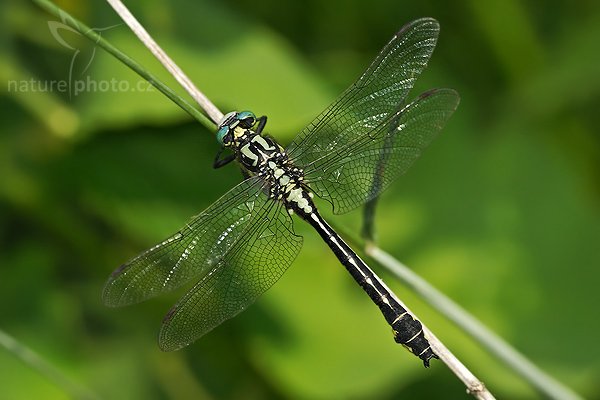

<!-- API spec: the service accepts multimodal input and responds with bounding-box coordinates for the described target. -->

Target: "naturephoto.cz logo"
[7,11,153,97]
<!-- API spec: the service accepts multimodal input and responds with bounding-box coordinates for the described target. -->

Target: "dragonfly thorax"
[239,134,315,217]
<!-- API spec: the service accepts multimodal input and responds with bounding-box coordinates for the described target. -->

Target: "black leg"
[213,148,235,169]
[255,116,267,135]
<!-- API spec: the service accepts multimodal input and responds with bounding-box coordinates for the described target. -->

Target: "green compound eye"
[216,111,238,145]
[216,125,230,145]
[237,111,255,120]
[237,111,256,128]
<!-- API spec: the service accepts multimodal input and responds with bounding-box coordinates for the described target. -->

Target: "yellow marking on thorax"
[253,135,276,150]
[240,143,258,165]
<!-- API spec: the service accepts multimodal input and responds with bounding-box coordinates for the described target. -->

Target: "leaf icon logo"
[47,10,121,97]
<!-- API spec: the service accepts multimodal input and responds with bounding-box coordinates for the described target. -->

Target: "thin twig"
[31,0,214,131]
[0,328,100,400]
[363,243,583,400]
[424,328,493,400]
[105,0,224,125]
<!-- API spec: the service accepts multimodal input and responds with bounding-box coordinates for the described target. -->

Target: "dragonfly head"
[216,111,257,147]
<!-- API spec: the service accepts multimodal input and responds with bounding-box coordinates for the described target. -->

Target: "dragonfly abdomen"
[304,210,438,367]
[391,313,437,366]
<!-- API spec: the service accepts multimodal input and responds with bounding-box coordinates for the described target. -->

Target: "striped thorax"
[217,111,315,217]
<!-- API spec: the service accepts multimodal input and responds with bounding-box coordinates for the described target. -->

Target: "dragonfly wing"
[286,18,440,167]
[103,176,269,307]
[303,88,460,214]
[159,201,302,351]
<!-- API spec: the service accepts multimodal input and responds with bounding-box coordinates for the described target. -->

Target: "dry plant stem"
[365,244,583,400]
[105,0,224,125]
[424,330,494,400]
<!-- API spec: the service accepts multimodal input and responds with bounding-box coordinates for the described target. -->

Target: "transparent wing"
[103,176,269,307]
[286,18,440,166]
[158,201,302,351]
[302,88,460,214]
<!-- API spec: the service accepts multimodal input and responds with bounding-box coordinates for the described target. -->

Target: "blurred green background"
[2,0,599,398]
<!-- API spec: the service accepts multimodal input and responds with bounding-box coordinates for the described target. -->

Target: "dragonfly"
[103,17,459,367]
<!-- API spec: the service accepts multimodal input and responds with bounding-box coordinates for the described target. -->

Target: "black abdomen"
[392,313,437,367]
[304,209,437,368]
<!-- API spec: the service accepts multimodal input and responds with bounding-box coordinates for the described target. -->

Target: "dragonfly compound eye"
[217,111,239,146]
[237,111,256,128]
[216,125,231,146]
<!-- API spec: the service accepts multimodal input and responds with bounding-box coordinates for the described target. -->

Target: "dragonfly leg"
[254,115,267,134]
[213,148,236,169]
